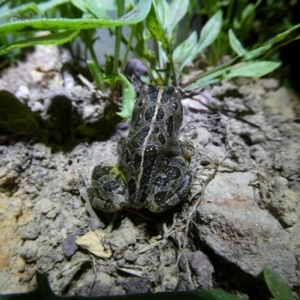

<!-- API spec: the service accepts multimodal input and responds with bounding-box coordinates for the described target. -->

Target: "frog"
[82,85,195,213]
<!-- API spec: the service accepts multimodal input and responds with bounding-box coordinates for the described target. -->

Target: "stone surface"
[195,172,299,286]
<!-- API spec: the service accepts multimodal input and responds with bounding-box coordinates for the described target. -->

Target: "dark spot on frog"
[137,99,144,106]
[175,171,193,198]
[139,146,157,198]
[145,106,155,121]
[156,107,164,121]
[103,180,119,192]
[128,178,136,196]
[154,191,169,203]
[132,113,141,129]
[170,157,186,167]
[165,115,173,137]
[125,149,131,163]
[153,176,169,187]
[161,86,175,104]
[153,127,159,134]
[147,85,159,102]
[172,102,178,110]
[131,126,150,148]
[158,133,166,145]
[153,166,181,187]
[166,166,181,180]
[133,153,142,169]
[92,166,111,179]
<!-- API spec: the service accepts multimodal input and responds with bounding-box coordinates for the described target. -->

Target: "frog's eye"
[137,85,149,98]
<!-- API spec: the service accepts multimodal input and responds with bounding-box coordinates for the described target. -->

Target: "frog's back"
[118,85,186,208]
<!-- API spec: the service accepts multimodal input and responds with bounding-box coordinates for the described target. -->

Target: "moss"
[0,90,39,136]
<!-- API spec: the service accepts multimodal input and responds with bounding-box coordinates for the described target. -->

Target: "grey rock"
[120,277,150,294]
[20,240,38,262]
[105,227,137,251]
[62,233,79,258]
[123,249,137,262]
[195,171,299,286]
[18,222,39,240]
[186,251,214,289]
[90,272,116,296]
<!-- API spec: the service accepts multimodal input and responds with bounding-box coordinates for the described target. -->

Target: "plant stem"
[112,0,125,77]
[120,24,136,73]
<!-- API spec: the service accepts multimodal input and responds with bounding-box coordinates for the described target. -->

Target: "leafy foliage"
[263,268,294,300]
[0,0,299,118]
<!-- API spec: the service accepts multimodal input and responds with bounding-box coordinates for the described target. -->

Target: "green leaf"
[72,0,110,20]
[0,0,152,34]
[197,10,223,52]
[173,31,198,63]
[116,74,136,120]
[185,68,229,90]
[225,61,281,79]
[273,23,300,44]
[166,0,189,37]
[0,30,79,55]
[0,2,41,20]
[244,44,273,60]
[263,268,294,300]
[153,0,169,32]
[38,0,69,14]
[146,3,168,50]
[228,29,246,56]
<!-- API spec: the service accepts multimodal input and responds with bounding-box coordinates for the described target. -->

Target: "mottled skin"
[84,85,195,213]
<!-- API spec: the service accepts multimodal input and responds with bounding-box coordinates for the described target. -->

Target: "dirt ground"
[0,45,299,299]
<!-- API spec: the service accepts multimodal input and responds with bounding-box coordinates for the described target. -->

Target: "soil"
[0,45,299,299]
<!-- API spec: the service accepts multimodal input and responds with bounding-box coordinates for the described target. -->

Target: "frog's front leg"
[83,165,128,212]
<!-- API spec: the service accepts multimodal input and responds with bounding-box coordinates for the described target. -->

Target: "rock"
[120,277,150,294]
[62,233,79,258]
[0,90,39,136]
[90,272,117,296]
[260,78,279,90]
[186,251,214,289]
[17,222,39,240]
[20,241,38,262]
[195,172,299,286]
[123,249,137,262]
[105,226,137,251]
[264,87,295,118]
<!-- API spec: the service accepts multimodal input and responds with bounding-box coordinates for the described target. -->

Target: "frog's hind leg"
[82,166,128,213]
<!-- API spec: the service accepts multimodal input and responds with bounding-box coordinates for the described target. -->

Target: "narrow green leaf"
[38,0,69,14]
[0,0,152,34]
[70,0,88,13]
[116,74,136,120]
[0,2,41,20]
[173,31,198,62]
[153,0,169,31]
[117,0,152,23]
[228,29,246,56]
[244,44,272,60]
[197,10,223,52]
[87,60,104,91]
[273,23,300,44]
[166,0,189,36]
[146,3,167,50]
[0,30,79,55]
[225,61,281,79]
[263,268,294,300]
[185,68,229,90]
